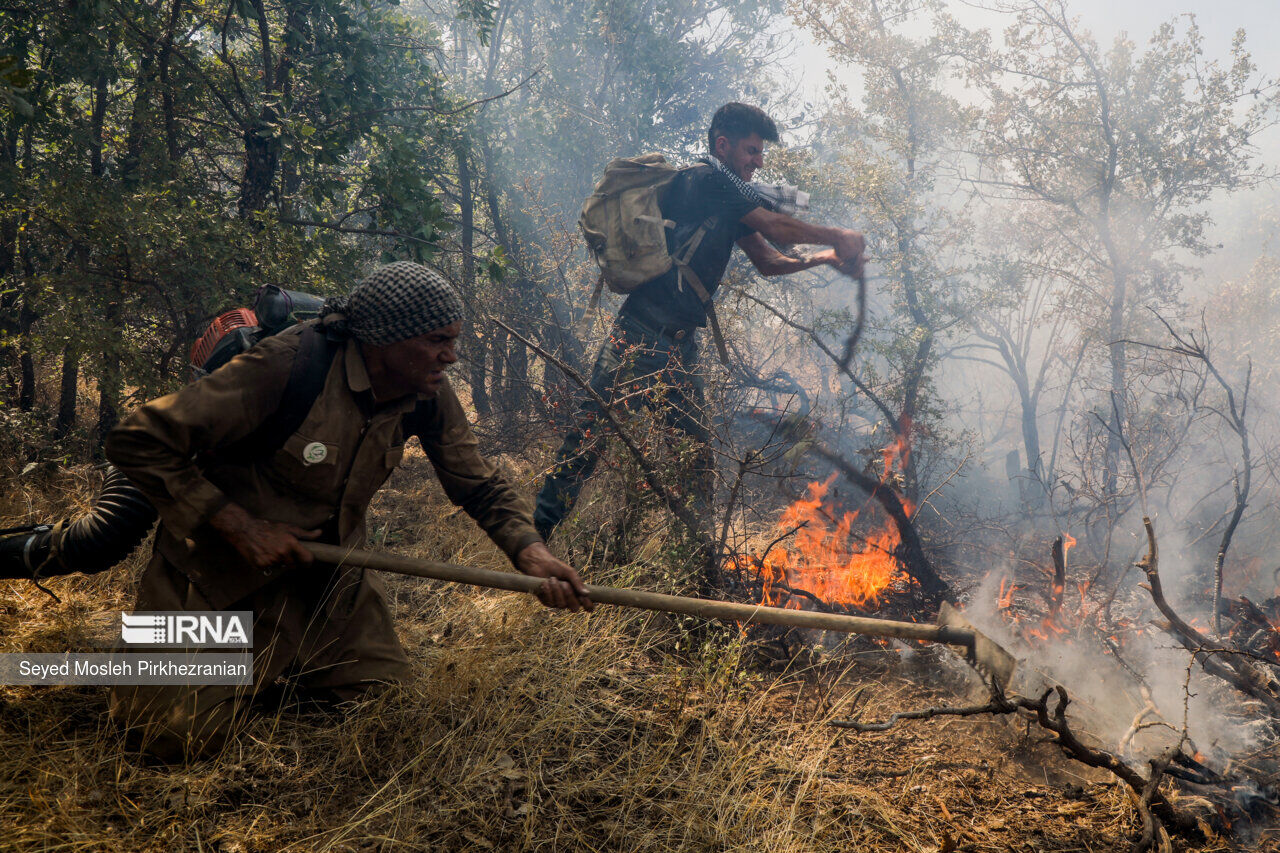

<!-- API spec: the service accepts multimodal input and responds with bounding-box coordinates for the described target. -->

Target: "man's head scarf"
[320,262,465,345]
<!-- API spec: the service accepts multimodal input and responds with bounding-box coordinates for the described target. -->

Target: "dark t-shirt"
[618,164,762,329]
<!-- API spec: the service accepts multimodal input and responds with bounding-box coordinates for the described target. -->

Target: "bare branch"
[494,319,711,545]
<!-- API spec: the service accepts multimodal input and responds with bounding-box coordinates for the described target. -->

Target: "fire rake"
[303,543,1017,688]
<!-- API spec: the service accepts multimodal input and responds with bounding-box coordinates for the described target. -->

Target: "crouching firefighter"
[104,261,592,762]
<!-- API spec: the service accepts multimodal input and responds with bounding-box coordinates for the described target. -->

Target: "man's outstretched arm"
[739,207,865,276]
[736,232,843,277]
[411,379,592,612]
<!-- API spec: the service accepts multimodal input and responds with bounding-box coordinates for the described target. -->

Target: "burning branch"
[808,440,952,605]
[1049,535,1066,622]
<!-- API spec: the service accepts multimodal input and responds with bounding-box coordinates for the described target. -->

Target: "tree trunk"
[456,135,491,415]
[506,309,529,409]
[55,345,79,437]
[95,299,122,451]
[466,327,491,417]
[1014,377,1046,509]
[120,51,156,184]
[18,302,36,411]
[158,0,184,165]
[90,60,109,178]
[0,73,22,403]
[899,331,933,503]
[238,113,279,218]
[1103,266,1128,502]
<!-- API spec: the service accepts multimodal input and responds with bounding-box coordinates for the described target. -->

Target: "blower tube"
[0,466,157,581]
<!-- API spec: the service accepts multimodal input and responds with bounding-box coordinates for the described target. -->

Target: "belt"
[618,313,698,344]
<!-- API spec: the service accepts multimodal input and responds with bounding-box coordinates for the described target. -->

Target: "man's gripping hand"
[209,502,321,572]
[833,229,866,278]
[516,542,593,613]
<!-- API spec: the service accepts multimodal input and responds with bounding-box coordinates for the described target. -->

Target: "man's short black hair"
[707,103,779,153]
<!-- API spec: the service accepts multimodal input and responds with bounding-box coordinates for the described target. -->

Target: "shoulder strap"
[672,216,731,366]
[576,272,607,341]
[215,324,343,462]
[673,259,731,366]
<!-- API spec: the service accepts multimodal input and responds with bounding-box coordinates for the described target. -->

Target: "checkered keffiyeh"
[701,155,772,210]
[320,262,465,345]
[700,155,811,216]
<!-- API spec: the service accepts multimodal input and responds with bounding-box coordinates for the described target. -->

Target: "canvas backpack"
[579,154,731,364]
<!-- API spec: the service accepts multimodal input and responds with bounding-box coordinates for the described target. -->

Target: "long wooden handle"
[304,543,974,647]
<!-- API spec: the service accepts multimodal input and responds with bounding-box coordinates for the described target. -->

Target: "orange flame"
[995,533,1089,645]
[997,578,1016,609]
[734,432,914,610]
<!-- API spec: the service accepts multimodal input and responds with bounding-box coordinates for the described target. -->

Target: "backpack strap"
[577,272,606,340]
[672,217,732,366]
[673,260,731,365]
[214,323,343,463]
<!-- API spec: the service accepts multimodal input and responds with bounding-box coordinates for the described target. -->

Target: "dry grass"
[0,452,1260,852]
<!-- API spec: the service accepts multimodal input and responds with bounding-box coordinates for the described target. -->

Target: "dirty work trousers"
[109,549,411,762]
[533,312,713,539]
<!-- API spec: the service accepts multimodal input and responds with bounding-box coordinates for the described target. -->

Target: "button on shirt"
[105,321,541,610]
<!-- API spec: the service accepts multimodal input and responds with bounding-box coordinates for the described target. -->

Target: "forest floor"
[0,450,1272,852]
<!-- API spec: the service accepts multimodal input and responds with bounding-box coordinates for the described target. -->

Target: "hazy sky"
[784,0,1280,281]
[791,0,1280,100]
[1063,0,1280,65]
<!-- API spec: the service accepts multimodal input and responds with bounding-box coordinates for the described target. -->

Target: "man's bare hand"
[516,542,593,612]
[833,229,866,277]
[806,248,839,268]
[209,502,321,572]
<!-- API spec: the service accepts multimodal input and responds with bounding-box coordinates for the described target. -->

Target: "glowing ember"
[733,434,916,610]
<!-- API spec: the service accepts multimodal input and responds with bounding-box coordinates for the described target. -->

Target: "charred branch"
[1127,314,1254,635]
[832,683,1202,846]
[1050,535,1066,620]
[1137,515,1280,716]
[732,287,900,435]
[837,271,867,373]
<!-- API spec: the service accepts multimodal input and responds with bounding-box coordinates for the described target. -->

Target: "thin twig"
[494,319,710,544]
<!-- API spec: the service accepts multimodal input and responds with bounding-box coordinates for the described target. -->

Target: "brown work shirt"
[105,319,541,610]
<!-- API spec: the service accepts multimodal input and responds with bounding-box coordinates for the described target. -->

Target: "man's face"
[714,131,766,181]
[377,320,462,397]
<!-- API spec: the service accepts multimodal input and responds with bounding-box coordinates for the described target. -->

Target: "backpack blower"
[0,286,324,586]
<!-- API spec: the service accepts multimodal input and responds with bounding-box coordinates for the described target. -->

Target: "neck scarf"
[700,155,774,211]
[700,156,812,215]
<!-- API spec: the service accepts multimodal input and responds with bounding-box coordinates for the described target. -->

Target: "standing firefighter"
[106,262,591,761]
[534,102,867,540]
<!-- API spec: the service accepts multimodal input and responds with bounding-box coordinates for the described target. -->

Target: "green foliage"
[0,0,480,449]
[0,0,793,457]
